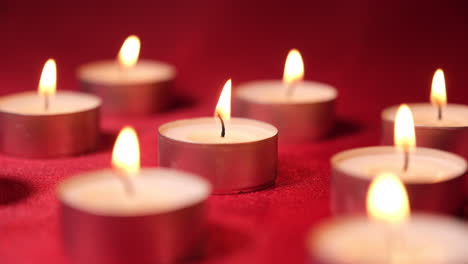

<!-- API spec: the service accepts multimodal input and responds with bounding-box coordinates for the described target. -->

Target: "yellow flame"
[367,172,410,223]
[394,104,416,152]
[118,35,141,68]
[431,69,447,107]
[215,79,231,121]
[112,126,140,176]
[283,49,304,85]
[38,59,57,96]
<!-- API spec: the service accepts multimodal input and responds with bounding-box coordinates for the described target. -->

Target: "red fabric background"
[1,0,468,263]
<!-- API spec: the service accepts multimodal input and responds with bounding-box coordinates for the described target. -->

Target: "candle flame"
[283,49,304,85]
[431,69,447,107]
[367,172,410,223]
[38,59,57,96]
[215,79,231,121]
[112,126,140,176]
[394,104,416,152]
[118,35,141,68]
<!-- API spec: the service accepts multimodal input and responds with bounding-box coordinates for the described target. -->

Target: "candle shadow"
[96,132,118,152]
[0,177,32,205]
[191,222,250,262]
[326,118,363,140]
[165,93,197,112]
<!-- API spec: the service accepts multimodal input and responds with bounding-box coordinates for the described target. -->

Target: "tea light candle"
[382,69,468,158]
[77,35,176,115]
[58,127,211,264]
[0,59,100,158]
[332,105,467,215]
[308,174,468,264]
[159,80,278,194]
[233,49,337,143]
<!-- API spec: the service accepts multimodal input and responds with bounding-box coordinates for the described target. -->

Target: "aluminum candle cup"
[307,214,468,264]
[58,168,211,264]
[331,146,467,216]
[77,60,176,115]
[0,91,100,158]
[233,80,337,144]
[382,103,468,158]
[158,117,278,194]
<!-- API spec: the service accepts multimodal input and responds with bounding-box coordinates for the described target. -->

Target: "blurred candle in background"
[381,69,468,159]
[77,35,176,115]
[0,58,100,158]
[233,49,337,144]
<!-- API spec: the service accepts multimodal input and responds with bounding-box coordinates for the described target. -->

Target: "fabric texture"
[1,1,468,263]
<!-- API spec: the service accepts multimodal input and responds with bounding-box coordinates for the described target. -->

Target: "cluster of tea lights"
[2,34,468,263]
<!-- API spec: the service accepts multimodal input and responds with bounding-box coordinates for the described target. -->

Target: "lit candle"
[308,173,468,264]
[331,105,467,215]
[158,79,278,194]
[58,127,210,264]
[77,35,176,115]
[0,59,100,158]
[233,49,337,143]
[382,69,468,158]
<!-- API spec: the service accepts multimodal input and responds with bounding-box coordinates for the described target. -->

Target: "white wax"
[335,147,466,183]
[58,168,210,216]
[309,215,468,264]
[78,59,176,85]
[0,91,101,115]
[159,117,278,144]
[382,103,468,127]
[235,80,337,104]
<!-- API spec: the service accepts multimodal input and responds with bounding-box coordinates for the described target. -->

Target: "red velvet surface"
[2,1,468,263]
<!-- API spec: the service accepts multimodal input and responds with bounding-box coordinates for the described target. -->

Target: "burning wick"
[403,150,409,173]
[285,83,298,98]
[431,69,446,121]
[216,112,226,137]
[112,126,140,197]
[44,95,50,111]
[437,104,442,121]
[283,49,304,98]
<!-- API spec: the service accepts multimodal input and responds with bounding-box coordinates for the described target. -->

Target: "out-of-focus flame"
[367,172,410,223]
[38,59,57,96]
[118,35,141,68]
[431,69,447,107]
[215,79,231,121]
[394,104,416,152]
[112,126,140,176]
[283,49,304,85]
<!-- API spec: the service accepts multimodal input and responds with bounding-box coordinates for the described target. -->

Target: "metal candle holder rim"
[57,168,212,218]
[158,117,279,147]
[381,103,468,130]
[234,80,338,106]
[331,145,468,184]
